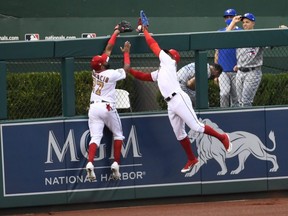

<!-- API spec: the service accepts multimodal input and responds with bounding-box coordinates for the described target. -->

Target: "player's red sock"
[88,143,97,163]
[180,137,196,161]
[204,125,225,141]
[114,140,122,164]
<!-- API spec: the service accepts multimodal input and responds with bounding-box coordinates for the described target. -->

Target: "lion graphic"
[185,118,279,177]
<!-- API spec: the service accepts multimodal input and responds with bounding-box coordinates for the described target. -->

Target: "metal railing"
[1,29,288,120]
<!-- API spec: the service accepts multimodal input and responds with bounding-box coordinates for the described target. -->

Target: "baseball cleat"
[222,133,233,153]
[181,158,199,173]
[86,162,96,182]
[140,10,149,27]
[111,161,121,180]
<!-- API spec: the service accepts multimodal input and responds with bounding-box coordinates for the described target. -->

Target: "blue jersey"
[217,26,241,72]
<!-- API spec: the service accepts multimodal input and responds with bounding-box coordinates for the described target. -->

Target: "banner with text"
[1,108,288,198]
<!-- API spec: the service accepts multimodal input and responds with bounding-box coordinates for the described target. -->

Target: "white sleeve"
[150,70,159,82]
[114,68,126,81]
[159,50,174,64]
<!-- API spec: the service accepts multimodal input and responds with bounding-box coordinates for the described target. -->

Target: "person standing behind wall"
[214,9,241,107]
[226,13,264,107]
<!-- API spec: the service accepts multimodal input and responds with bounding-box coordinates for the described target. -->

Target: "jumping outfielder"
[129,11,232,173]
[86,22,132,181]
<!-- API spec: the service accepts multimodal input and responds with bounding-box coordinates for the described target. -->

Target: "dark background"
[0,0,287,39]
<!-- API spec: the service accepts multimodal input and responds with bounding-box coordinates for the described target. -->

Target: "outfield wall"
[1,28,288,209]
[1,107,288,208]
[1,29,288,120]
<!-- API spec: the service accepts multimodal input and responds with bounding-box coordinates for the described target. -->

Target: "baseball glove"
[115,20,133,33]
[140,10,149,27]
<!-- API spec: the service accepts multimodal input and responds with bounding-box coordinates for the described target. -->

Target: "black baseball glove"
[114,20,133,33]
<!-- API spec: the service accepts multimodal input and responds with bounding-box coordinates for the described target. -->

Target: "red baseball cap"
[168,49,180,63]
[91,53,109,71]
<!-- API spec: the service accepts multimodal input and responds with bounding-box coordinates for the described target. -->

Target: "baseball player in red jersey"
[131,13,232,173]
[86,25,131,181]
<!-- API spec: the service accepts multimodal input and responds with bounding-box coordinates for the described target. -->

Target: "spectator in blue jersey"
[214,9,241,107]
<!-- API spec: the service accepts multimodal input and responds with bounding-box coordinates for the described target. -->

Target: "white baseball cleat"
[181,158,199,173]
[111,161,121,180]
[86,162,96,182]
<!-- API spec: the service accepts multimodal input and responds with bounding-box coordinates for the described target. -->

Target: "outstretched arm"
[104,27,121,57]
[143,27,161,57]
[130,68,153,82]
[120,41,131,73]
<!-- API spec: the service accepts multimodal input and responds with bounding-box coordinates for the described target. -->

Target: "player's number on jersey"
[92,79,104,95]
